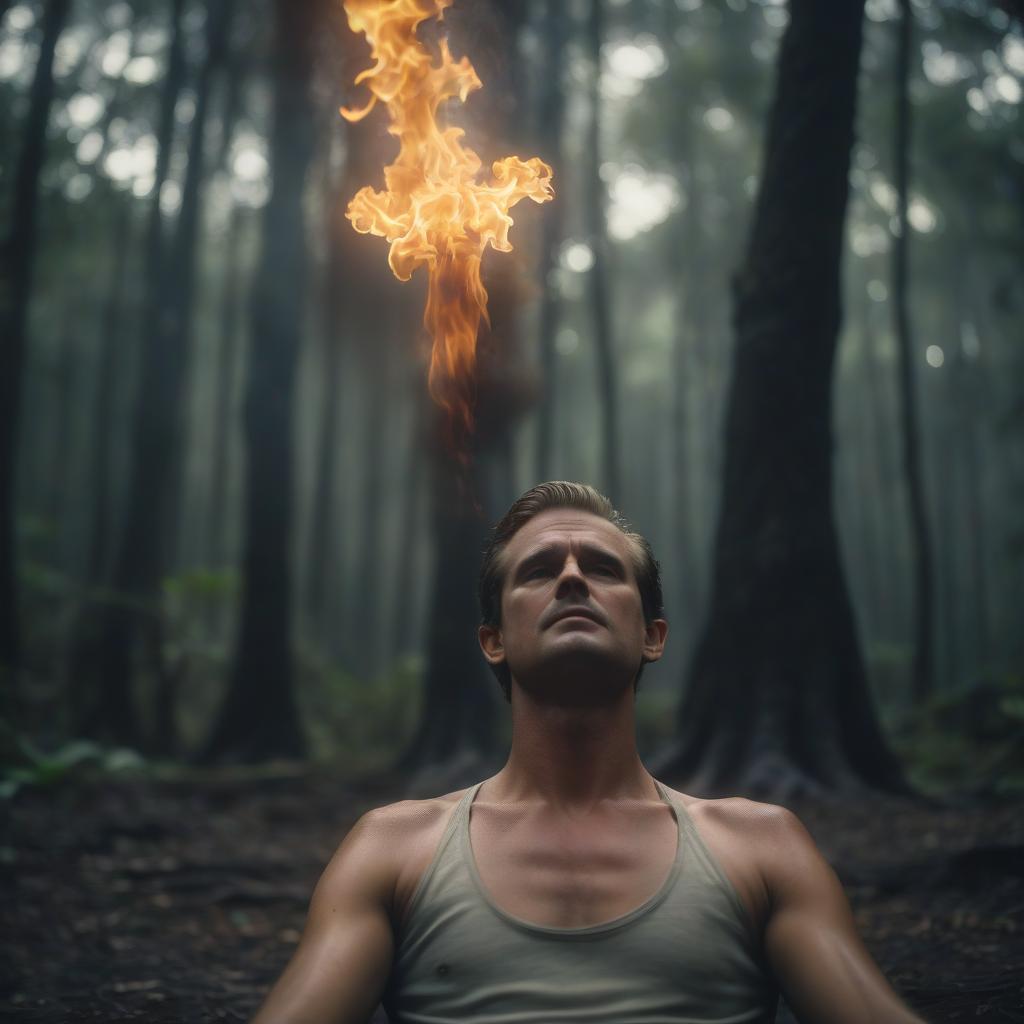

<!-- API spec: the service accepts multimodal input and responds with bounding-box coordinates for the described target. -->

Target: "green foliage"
[296,652,424,775]
[893,673,1024,796]
[0,719,144,800]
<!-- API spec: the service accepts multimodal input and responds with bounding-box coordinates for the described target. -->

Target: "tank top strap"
[653,780,754,943]
[400,782,482,933]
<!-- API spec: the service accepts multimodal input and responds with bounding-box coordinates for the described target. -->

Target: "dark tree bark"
[202,0,320,762]
[892,0,935,703]
[651,0,907,798]
[585,0,620,501]
[533,0,567,483]
[0,0,72,717]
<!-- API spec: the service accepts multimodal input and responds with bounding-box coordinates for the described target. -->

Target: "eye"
[592,564,618,577]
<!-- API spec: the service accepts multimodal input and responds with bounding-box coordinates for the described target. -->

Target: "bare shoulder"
[662,784,810,844]
[658,785,821,931]
[348,786,468,841]
[329,788,471,927]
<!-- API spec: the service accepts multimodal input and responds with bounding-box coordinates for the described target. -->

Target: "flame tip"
[340,0,553,446]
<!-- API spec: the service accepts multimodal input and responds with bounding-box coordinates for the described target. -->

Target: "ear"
[641,619,668,664]
[478,623,506,667]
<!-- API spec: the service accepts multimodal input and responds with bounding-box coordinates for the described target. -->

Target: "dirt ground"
[2,768,1022,1022]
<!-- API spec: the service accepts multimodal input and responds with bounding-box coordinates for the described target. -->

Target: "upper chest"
[392,790,768,934]
[467,799,679,928]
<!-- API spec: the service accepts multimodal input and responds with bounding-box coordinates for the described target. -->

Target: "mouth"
[549,607,603,628]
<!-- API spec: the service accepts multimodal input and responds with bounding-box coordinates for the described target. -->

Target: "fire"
[340,0,554,440]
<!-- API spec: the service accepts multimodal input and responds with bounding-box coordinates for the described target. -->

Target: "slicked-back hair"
[478,481,664,702]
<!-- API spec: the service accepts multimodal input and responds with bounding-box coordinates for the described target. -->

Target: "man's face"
[478,509,667,703]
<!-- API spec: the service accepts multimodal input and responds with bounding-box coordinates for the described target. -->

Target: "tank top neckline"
[459,778,687,939]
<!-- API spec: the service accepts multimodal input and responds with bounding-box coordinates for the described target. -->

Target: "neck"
[487,678,655,814]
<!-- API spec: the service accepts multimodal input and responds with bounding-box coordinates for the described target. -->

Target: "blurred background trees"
[1,0,1022,795]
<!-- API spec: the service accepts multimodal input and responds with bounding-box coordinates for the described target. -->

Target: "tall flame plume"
[340,0,554,439]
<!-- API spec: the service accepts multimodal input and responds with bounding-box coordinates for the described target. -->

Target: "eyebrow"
[512,542,628,579]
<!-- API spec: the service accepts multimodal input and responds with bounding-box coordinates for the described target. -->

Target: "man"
[253,481,924,1023]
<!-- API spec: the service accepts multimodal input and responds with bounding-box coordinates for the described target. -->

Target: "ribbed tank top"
[381,779,778,1024]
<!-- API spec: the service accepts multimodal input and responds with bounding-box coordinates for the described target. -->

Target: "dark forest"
[2,0,1023,1020]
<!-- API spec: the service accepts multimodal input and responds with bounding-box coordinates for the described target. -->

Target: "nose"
[555,556,589,599]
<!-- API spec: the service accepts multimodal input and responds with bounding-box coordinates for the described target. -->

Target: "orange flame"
[340,0,554,440]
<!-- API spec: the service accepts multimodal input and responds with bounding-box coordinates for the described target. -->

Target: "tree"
[0,0,73,718]
[585,0,620,501]
[394,0,537,785]
[533,0,568,483]
[202,0,320,762]
[892,0,935,703]
[205,57,246,571]
[652,0,907,797]
[70,0,234,747]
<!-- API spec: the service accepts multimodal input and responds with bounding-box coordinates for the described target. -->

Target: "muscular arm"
[761,807,924,1024]
[251,810,397,1024]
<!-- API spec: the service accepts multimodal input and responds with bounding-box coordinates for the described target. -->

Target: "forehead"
[501,509,635,567]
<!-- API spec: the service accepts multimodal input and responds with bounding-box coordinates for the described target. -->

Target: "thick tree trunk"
[892,0,935,703]
[652,0,906,799]
[585,0,620,501]
[202,0,319,762]
[0,0,72,717]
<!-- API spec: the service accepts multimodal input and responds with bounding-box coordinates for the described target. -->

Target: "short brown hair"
[478,481,664,702]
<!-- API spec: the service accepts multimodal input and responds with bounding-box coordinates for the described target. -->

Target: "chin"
[511,650,638,705]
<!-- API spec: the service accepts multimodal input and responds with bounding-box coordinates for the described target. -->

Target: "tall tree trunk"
[352,338,388,678]
[204,38,245,572]
[0,0,72,718]
[391,389,426,657]
[202,0,319,762]
[302,213,344,643]
[534,0,567,483]
[393,423,500,786]
[892,0,934,703]
[164,0,236,564]
[86,195,135,587]
[394,1,534,785]
[207,202,244,569]
[652,0,906,799]
[69,0,187,745]
[585,0,620,500]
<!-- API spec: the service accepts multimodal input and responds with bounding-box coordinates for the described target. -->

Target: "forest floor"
[1,766,1023,1023]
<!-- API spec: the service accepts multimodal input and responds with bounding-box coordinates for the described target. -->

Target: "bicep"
[252,816,395,1024]
[762,811,923,1024]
